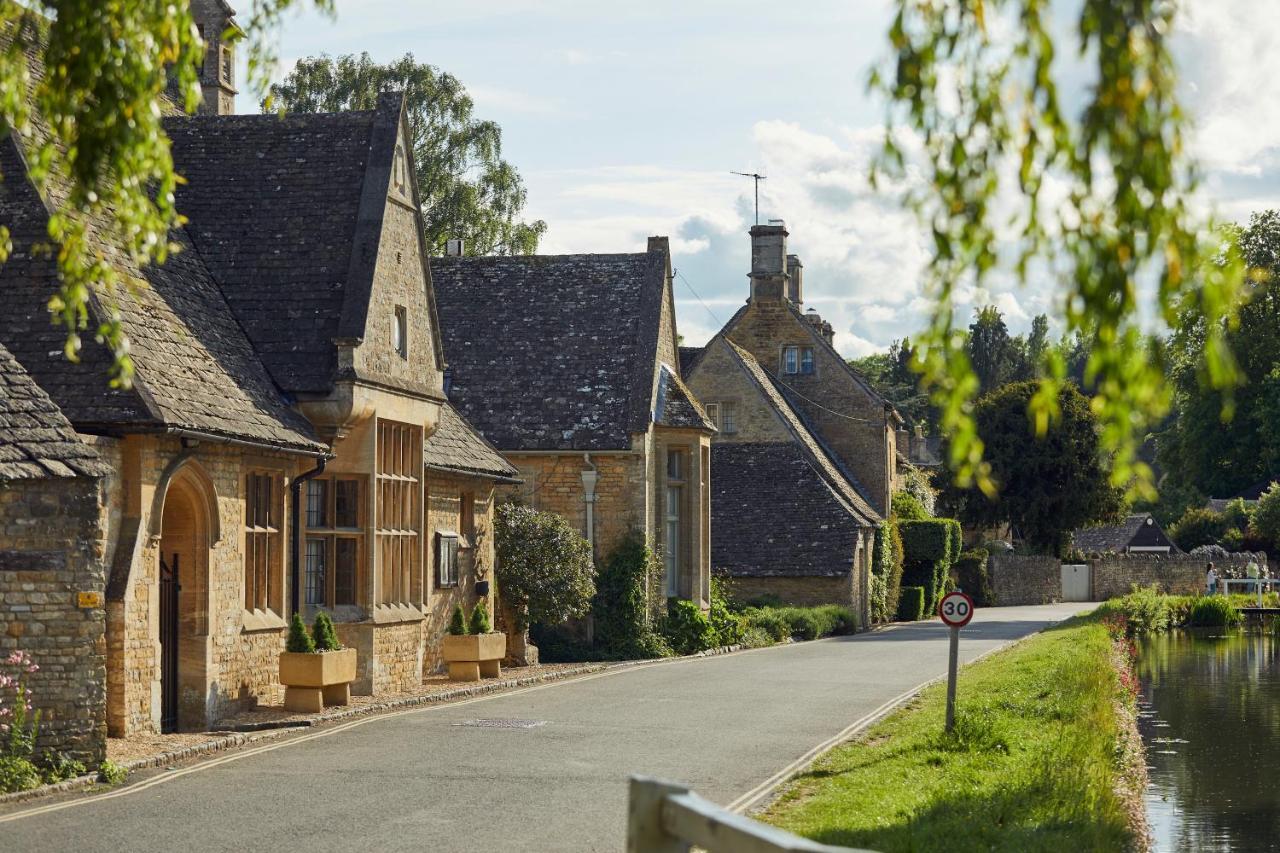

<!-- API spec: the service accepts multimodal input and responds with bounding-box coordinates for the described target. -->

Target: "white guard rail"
[626,776,875,853]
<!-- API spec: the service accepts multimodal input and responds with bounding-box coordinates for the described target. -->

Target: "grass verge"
[761,616,1142,852]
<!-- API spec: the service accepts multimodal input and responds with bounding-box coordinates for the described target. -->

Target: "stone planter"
[442,633,507,682]
[279,648,357,712]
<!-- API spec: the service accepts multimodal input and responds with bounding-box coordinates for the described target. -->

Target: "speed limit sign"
[938,591,974,628]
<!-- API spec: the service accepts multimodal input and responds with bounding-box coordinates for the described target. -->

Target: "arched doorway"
[157,468,213,732]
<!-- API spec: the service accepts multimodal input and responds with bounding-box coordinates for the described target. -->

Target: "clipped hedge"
[954,548,994,606]
[897,586,926,622]
[871,520,905,624]
[898,518,962,617]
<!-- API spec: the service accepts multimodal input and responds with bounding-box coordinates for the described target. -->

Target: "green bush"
[592,531,669,659]
[528,622,602,663]
[97,760,127,786]
[495,502,596,630]
[469,601,492,634]
[815,604,858,635]
[311,612,341,651]
[708,576,745,646]
[954,548,994,606]
[872,521,905,623]
[286,612,315,653]
[897,586,926,622]
[1169,507,1228,552]
[780,607,825,641]
[1187,596,1243,628]
[41,750,86,784]
[1222,497,1254,533]
[0,756,40,793]
[899,520,955,562]
[447,604,469,636]
[743,608,792,643]
[1251,482,1280,550]
[891,491,929,520]
[662,599,718,655]
[1095,586,1182,634]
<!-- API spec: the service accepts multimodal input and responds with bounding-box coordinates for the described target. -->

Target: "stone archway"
[156,466,215,732]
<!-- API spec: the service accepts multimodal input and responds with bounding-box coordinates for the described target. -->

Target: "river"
[1138,630,1280,851]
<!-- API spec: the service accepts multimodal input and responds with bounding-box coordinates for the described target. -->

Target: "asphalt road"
[0,602,1087,852]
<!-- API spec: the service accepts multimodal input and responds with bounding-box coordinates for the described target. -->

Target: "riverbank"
[761,615,1148,852]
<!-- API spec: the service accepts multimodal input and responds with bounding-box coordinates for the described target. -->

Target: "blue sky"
[263,0,1277,356]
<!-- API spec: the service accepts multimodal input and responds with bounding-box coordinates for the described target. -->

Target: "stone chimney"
[191,0,239,115]
[804,307,835,347]
[748,221,789,303]
[785,254,804,304]
[647,235,670,256]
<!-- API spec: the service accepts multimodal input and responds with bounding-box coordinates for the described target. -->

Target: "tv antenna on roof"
[731,171,767,225]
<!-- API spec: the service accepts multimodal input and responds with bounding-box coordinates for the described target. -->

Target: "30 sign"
[938,591,974,629]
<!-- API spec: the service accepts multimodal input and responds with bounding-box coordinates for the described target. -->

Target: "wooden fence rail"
[626,776,874,853]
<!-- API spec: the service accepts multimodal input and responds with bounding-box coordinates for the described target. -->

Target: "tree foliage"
[269,52,545,256]
[0,1,333,387]
[1168,508,1228,553]
[1250,483,1280,551]
[872,0,1244,500]
[494,503,595,630]
[1160,211,1280,498]
[952,381,1125,554]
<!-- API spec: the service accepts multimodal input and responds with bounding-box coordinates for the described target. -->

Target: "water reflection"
[1138,630,1280,852]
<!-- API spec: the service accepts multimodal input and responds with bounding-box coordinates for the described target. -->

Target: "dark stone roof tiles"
[1071,513,1177,554]
[164,108,379,393]
[424,402,519,481]
[432,252,669,450]
[710,442,865,578]
[655,365,715,431]
[0,341,108,480]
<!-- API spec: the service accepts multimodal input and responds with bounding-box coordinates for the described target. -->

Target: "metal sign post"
[938,590,975,734]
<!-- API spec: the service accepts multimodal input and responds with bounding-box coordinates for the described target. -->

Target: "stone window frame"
[781,345,815,375]
[375,420,423,606]
[304,475,367,611]
[663,447,688,598]
[720,402,737,434]
[436,531,460,588]
[243,467,286,628]
[219,44,233,86]
[704,402,721,431]
[392,305,408,359]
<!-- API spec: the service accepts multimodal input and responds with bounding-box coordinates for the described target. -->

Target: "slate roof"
[711,443,867,577]
[724,340,879,523]
[432,251,686,450]
[164,104,388,394]
[0,134,324,455]
[655,365,715,431]
[1071,513,1176,554]
[0,342,109,480]
[678,346,703,376]
[423,402,519,481]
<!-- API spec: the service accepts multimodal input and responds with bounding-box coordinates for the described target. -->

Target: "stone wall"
[423,472,497,675]
[1091,553,1262,600]
[731,574,855,610]
[989,554,1062,606]
[0,475,108,765]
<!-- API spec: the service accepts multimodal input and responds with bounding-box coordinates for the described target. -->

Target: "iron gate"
[159,553,180,732]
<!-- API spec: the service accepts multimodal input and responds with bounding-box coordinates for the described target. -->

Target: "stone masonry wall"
[0,474,108,765]
[424,473,497,675]
[989,554,1062,606]
[1091,553,1263,600]
[731,574,855,610]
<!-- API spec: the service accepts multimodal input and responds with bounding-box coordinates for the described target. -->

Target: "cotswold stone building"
[432,239,716,606]
[684,339,879,619]
[683,224,895,615]
[0,3,514,742]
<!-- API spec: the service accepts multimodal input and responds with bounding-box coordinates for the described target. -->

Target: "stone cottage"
[684,338,880,621]
[687,222,901,518]
[431,239,716,606]
[0,2,515,738]
[0,343,110,764]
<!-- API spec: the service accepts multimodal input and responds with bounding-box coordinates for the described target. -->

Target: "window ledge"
[242,608,288,633]
[371,603,425,625]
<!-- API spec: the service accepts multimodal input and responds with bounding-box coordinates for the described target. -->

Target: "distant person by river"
[1206,563,1217,595]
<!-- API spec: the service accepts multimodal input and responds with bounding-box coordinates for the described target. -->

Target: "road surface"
[0,602,1086,852]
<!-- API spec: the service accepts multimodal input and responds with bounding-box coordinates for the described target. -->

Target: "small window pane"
[667,450,683,481]
[335,538,357,606]
[335,479,360,528]
[305,538,327,606]
[800,348,815,374]
[393,306,408,358]
[783,346,799,374]
[722,403,736,434]
[306,480,328,528]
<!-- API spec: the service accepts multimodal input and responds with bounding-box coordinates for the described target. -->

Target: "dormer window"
[393,306,408,358]
[783,346,814,375]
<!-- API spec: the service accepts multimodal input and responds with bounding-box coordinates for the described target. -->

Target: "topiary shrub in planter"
[897,586,926,622]
[279,612,356,712]
[312,612,342,652]
[443,601,506,682]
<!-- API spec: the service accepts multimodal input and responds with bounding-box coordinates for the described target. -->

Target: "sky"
[260,0,1278,358]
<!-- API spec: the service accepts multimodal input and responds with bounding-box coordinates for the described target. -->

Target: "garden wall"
[989,554,1061,606]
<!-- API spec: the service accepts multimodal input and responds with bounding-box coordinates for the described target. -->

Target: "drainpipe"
[581,453,599,553]
[289,457,327,616]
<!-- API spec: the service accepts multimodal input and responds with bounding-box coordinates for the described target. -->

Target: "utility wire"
[674,269,724,328]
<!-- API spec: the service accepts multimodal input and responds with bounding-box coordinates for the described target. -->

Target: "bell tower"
[190,0,239,115]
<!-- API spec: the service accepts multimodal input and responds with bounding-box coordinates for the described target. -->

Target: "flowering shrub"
[0,650,42,793]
